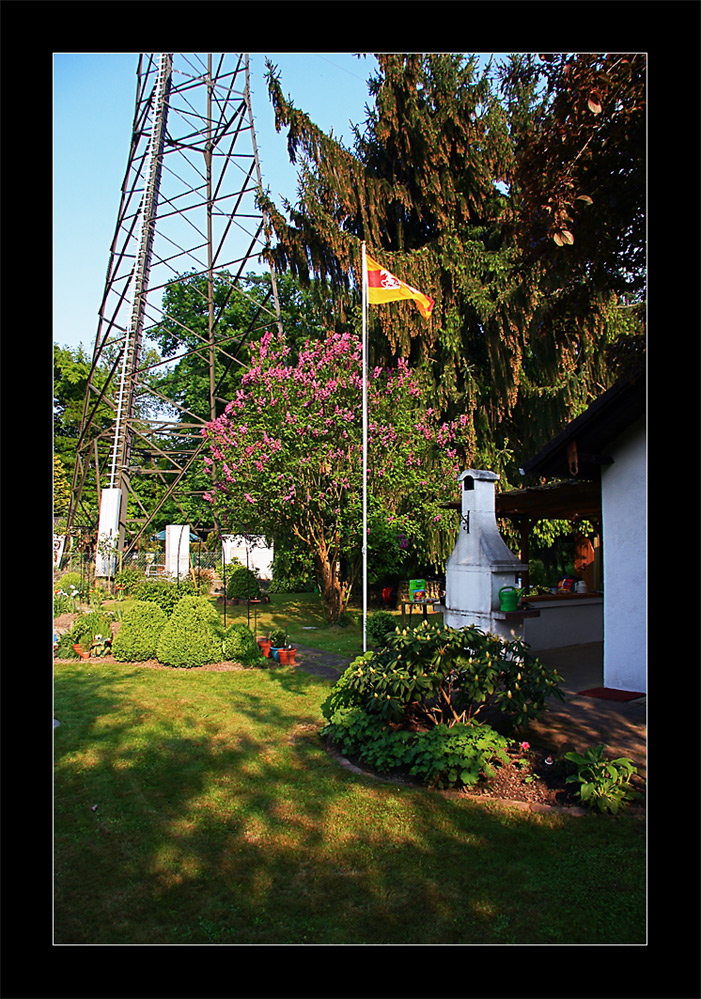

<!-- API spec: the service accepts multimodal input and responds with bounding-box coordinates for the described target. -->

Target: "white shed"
[520,366,646,693]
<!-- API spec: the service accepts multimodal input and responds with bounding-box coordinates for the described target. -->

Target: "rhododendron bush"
[202,330,473,623]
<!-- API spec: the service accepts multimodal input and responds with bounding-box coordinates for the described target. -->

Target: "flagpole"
[361,241,368,654]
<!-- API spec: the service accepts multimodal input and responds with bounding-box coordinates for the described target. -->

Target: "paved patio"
[525,642,646,779]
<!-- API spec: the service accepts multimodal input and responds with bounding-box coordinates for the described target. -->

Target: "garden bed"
[326,736,646,814]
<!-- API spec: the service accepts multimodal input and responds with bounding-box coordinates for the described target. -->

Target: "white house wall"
[602,417,646,692]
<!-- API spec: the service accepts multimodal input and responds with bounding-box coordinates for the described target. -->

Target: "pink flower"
[519,741,530,752]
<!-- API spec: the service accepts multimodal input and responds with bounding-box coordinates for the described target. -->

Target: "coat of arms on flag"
[364,252,434,319]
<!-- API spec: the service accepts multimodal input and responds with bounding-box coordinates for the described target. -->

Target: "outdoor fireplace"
[443,470,531,641]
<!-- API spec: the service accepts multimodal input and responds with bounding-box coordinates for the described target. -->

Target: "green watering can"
[499,585,525,612]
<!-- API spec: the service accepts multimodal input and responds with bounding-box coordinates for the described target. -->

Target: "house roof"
[519,364,646,481]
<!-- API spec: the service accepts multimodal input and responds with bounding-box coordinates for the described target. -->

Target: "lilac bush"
[202,330,473,623]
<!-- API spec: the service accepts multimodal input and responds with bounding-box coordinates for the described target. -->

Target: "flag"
[365,253,435,319]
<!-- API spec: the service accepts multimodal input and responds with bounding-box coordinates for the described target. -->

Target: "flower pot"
[277,648,296,665]
[257,638,272,657]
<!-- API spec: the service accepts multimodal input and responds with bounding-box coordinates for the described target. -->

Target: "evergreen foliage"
[132,577,197,617]
[225,564,261,600]
[156,596,222,668]
[222,622,260,664]
[260,53,646,487]
[112,601,168,662]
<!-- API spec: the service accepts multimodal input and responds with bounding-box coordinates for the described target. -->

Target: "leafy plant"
[407,723,510,789]
[132,577,196,617]
[55,610,113,658]
[329,620,563,731]
[225,564,261,600]
[268,627,287,648]
[564,745,642,814]
[113,566,146,596]
[156,596,222,668]
[321,704,510,790]
[222,623,261,665]
[365,611,397,648]
[112,601,168,662]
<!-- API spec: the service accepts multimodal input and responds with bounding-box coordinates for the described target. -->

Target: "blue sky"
[53,52,500,354]
[53,52,380,353]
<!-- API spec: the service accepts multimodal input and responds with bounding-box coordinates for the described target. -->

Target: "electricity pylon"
[63,53,283,570]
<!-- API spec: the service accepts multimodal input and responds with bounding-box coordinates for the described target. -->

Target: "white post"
[96,487,121,577]
[361,242,369,653]
[165,525,190,579]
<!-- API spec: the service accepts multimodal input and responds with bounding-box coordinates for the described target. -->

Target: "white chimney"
[444,470,528,639]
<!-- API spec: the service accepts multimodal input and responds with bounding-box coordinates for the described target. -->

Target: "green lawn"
[54,658,646,944]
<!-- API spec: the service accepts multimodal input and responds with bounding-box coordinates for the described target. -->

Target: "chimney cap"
[458,469,500,483]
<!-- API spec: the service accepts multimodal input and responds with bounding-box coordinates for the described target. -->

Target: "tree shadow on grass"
[53,662,646,946]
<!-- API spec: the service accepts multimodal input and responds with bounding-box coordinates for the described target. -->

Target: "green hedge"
[132,577,196,617]
[225,564,260,600]
[156,596,222,668]
[112,601,167,662]
[222,623,261,665]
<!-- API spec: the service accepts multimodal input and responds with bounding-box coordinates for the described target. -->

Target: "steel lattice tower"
[64,53,283,569]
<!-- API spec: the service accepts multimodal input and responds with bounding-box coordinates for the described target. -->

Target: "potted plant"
[268,628,286,662]
[257,634,272,657]
[268,627,296,664]
[278,646,296,666]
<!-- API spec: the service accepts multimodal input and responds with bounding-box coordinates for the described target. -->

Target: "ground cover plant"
[54,659,645,945]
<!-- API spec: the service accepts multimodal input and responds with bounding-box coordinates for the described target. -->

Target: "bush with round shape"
[222,622,261,665]
[365,610,397,648]
[112,600,167,662]
[132,577,196,617]
[225,564,260,600]
[156,596,222,668]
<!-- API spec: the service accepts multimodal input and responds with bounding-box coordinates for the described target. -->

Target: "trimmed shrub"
[156,596,222,668]
[112,600,167,662]
[365,611,397,648]
[132,577,196,617]
[225,564,260,600]
[222,623,261,665]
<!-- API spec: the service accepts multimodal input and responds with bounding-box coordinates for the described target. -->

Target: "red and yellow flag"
[365,253,434,319]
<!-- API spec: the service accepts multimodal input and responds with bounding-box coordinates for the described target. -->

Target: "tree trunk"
[316,551,343,624]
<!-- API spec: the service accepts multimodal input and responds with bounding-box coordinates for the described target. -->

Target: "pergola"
[496,480,602,589]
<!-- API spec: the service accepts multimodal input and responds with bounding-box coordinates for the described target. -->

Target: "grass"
[107,589,421,658]
[54,657,646,945]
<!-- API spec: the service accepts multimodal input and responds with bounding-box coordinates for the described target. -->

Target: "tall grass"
[54,661,645,945]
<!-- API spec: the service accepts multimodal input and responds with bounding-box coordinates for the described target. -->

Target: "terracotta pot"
[257,639,272,657]
[277,648,296,665]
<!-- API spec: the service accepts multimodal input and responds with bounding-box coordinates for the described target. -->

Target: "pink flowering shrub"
[203,330,473,623]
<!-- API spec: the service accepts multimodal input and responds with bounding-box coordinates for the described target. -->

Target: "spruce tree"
[259,53,645,486]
